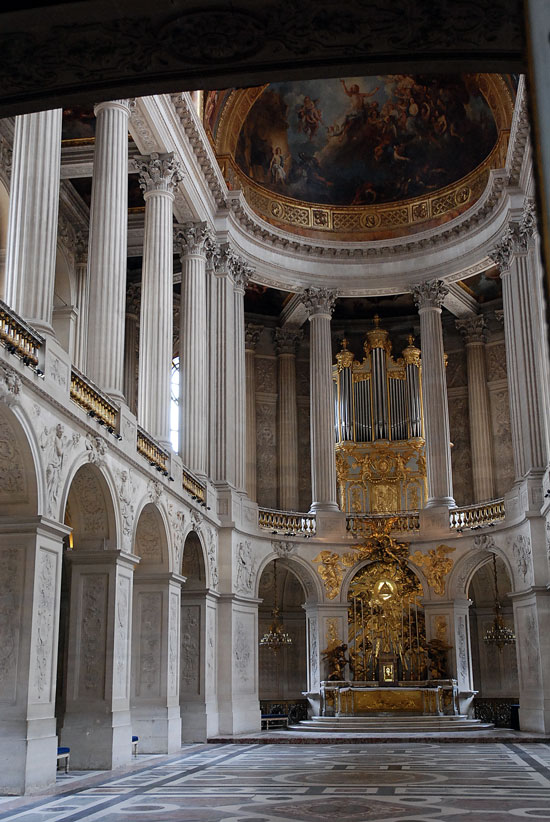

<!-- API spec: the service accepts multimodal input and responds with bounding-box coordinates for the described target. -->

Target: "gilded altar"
[333,320,427,515]
[320,680,459,717]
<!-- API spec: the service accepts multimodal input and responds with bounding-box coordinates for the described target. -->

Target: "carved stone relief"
[511,533,532,586]
[168,592,179,697]
[135,508,162,563]
[206,526,219,589]
[517,606,542,689]
[448,394,473,506]
[180,604,200,695]
[0,414,27,501]
[309,617,319,686]
[147,478,163,505]
[235,540,256,594]
[71,469,107,538]
[489,387,514,497]
[84,432,108,468]
[272,540,295,558]
[234,618,253,686]
[206,605,216,691]
[256,400,277,508]
[31,548,57,703]
[49,356,68,388]
[136,591,162,698]
[40,423,80,517]
[114,575,130,699]
[168,503,185,571]
[79,573,107,700]
[116,469,137,550]
[0,362,21,407]
[0,546,24,702]
[456,615,468,684]
[255,357,277,394]
[485,343,508,382]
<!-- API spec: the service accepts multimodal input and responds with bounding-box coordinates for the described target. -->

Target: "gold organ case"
[333,318,427,514]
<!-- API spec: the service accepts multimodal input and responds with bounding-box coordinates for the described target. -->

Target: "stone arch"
[340,556,429,604]
[64,461,117,551]
[0,402,40,518]
[181,528,209,591]
[133,502,170,572]
[255,551,322,604]
[448,538,516,601]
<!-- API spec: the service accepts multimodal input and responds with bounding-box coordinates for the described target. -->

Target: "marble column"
[174,222,211,476]
[4,109,62,335]
[412,280,455,508]
[456,315,495,502]
[245,323,263,501]
[131,573,182,752]
[300,288,339,513]
[60,549,137,770]
[275,327,303,511]
[123,284,140,417]
[232,262,250,493]
[489,203,550,482]
[136,153,181,446]
[73,230,89,373]
[86,99,130,402]
[0,519,68,795]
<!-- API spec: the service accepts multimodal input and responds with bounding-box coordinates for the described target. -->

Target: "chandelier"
[259,560,293,653]
[483,553,516,650]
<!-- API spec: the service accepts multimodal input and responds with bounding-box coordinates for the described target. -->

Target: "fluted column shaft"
[5,109,62,334]
[137,154,181,446]
[413,281,455,507]
[301,289,339,512]
[73,231,89,372]
[233,271,248,493]
[176,223,209,475]
[275,328,302,511]
[86,100,130,401]
[245,324,262,501]
[491,207,550,479]
[456,317,495,502]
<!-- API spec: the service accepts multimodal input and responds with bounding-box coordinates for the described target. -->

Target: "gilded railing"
[70,367,118,429]
[182,467,206,504]
[258,508,316,536]
[0,298,44,369]
[449,499,505,530]
[346,512,420,536]
[137,426,169,474]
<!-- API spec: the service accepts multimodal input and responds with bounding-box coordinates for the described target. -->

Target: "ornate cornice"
[274,327,303,355]
[456,315,488,344]
[174,221,211,257]
[412,280,449,310]
[137,152,183,194]
[300,287,339,317]
[489,199,538,273]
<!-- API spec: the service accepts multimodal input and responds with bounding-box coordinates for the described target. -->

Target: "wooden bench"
[261,714,288,730]
[57,747,70,773]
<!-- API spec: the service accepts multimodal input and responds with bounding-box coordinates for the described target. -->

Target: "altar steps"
[288,715,494,734]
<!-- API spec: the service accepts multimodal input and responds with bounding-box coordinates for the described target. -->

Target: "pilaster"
[275,327,303,511]
[245,323,263,501]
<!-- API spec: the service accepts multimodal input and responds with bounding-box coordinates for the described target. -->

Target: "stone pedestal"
[137,153,181,446]
[0,519,68,795]
[131,573,182,753]
[180,591,219,741]
[275,327,302,511]
[300,288,339,513]
[86,100,130,401]
[456,316,495,502]
[413,280,455,508]
[4,109,62,336]
[60,549,137,770]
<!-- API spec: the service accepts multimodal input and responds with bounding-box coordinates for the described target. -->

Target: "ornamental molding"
[274,327,303,355]
[128,99,158,154]
[300,287,339,317]
[174,221,212,257]
[489,199,538,272]
[245,323,263,351]
[137,152,183,194]
[456,315,488,344]
[412,279,449,310]
[0,134,12,183]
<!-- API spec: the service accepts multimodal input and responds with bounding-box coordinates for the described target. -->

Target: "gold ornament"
[410,544,456,596]
[313,550,345,600]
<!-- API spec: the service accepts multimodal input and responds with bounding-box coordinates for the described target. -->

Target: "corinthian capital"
[138,152,183,194]
[174,221,211,257]
[227,249,254,292]
[456,315,488,344]
[274,327,303,355]
[517,199,537,250]
[412,279,449,310]
[245,323,263,351]
[488,226,515,273]
[300,287,339,317]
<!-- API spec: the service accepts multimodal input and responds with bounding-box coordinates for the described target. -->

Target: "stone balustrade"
[0,297,44,369]
[258,507,316,536]
[449,498,506,530]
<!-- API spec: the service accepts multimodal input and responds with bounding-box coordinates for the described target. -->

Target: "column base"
[131,705,181,754]
[424,496,455,509]
[0,719,57,795]
[313,509,347,539]
[180,699,219,742]
[60,710,133,770]
[217,696,261,736]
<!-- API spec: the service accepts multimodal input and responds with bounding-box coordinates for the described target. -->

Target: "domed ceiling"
[206,74,514,241]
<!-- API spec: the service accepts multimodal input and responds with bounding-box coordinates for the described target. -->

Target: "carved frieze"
[40,424,80,517]
[235,540,256,594]
[180,604,200,693]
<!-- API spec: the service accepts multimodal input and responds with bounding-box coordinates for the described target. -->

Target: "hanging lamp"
[259,559,293,652]
[483,553,516,650]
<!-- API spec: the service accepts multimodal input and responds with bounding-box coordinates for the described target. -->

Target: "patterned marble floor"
[2,741,550,821]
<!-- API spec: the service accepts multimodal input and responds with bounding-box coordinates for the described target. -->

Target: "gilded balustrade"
[137,425,169,474]
[258,507,316,536]
[70,367,118,429]
[0,298,43,369]
[347,512,420,536]
[449,499,505,530]
[182,467,206,504]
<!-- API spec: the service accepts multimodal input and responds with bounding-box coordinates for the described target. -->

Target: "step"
[289,716,494,733]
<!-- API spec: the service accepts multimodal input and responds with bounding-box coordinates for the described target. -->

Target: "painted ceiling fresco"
[234,75,498,207]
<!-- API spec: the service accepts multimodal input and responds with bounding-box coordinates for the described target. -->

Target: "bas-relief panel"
[113,575,131,699]
[0,414,27,503]
[136,591,162,698]
[298,401,311,512]
[235,76,498,206]
[485,342,508,382]
[206,604,217,695]
[448,393,473,506]
[515,604,542,690]
[78,573,108,700]
[256,401,277,509]
[168,592,180,698]
[234,614,255,693]
[446,349,468,390]
[489,386,514,497]
[255,356,277,394]
[0,546,24,703]
[31,547,58,704]
[181,604,201,696]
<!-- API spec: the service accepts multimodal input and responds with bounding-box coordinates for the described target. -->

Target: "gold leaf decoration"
[410,544,456,596]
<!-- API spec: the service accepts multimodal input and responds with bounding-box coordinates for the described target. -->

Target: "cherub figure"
[297,95,323,140]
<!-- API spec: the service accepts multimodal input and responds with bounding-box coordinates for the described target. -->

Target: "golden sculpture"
[410,544,456,596]
[313,550,344,600]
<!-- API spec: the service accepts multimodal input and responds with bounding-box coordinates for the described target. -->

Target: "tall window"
[170,356,180,453]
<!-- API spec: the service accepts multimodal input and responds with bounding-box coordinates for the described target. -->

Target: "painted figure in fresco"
[297,95,323,141]
[269,146,287,186]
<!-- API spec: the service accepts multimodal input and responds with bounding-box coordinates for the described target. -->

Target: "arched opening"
[468,555,518,727]
[258,558,307,721]
[131,503,181,754]
[180,530,215,741]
